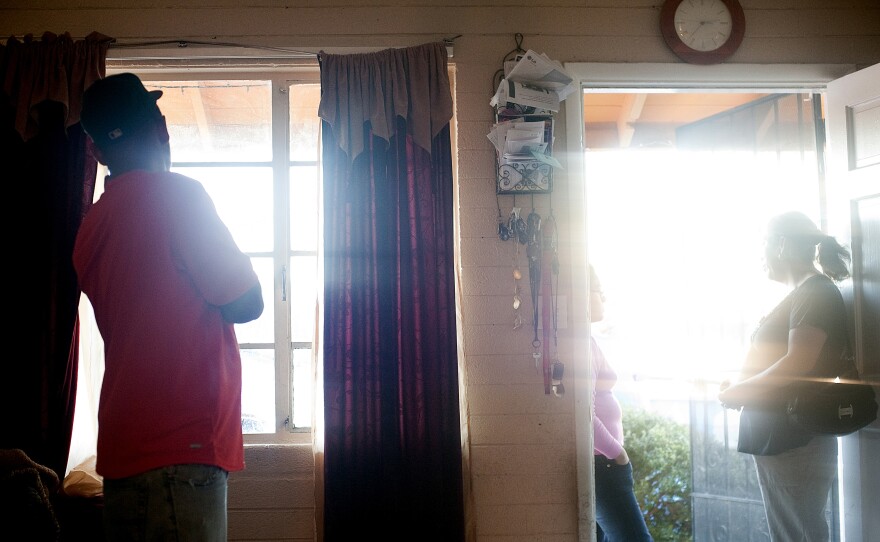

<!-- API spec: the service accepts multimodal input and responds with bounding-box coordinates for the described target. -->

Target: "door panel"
[825,62,880,542]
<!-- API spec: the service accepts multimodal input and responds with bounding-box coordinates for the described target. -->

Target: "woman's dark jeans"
[594,455,654,542]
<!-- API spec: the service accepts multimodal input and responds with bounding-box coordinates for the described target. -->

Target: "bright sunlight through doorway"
[583,91,832,540]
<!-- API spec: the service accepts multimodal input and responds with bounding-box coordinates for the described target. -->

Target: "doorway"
[583,90,831,541]
[566,60,851,540]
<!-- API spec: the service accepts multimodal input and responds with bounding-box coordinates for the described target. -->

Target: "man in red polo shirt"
[73,73,263,541]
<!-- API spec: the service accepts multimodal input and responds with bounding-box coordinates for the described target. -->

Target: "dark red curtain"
[0,32,109,479]
[319,43,464,541]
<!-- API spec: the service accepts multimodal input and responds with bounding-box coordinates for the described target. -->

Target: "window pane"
[290,165,318,251]
[234,257,274,344]
[289,256,318,343]
[289,84,321,162]
[291,347,313,428]
[241,348,275,434]
[146,80,272,162]
[84,74,324,443]
[174,166,273,253]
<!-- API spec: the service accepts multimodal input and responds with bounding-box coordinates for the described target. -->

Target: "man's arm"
[220,282,264,323]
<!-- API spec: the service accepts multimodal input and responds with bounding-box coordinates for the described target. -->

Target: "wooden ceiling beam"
[616,93,646,148]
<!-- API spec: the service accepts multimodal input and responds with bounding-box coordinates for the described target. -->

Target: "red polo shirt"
[73,170,258,479]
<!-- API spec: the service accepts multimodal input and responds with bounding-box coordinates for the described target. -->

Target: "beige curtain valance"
[1,31,112,142]
[318,41,452,162]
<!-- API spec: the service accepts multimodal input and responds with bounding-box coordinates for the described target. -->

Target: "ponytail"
[817,235,851,281]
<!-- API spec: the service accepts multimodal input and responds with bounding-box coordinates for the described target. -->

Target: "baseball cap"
[80,73,164,146]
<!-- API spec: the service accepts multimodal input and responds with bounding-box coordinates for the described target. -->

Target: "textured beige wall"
[3,1,879,541]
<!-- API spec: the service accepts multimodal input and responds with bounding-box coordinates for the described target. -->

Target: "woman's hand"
[718,381,744,409]
[613,448,630,466]
[719,379,736,408]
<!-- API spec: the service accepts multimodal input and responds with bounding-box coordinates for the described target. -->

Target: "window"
[89,69,322,444]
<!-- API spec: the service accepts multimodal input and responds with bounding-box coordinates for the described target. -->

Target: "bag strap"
[837,315,865,382]
[838,342,861,380]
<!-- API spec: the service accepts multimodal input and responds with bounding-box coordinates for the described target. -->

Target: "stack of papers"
[491,80,560,113]
[490,50,577,112]
[487,117,562,169]
[489,119,546,158]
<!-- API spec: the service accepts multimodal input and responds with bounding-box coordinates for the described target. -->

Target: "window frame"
[108,62,323,446]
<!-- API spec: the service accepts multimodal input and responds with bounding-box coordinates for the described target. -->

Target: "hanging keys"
[526,210,541,247]
[498,220,510,241]
[508,207,529,245]
[515,216,528,244]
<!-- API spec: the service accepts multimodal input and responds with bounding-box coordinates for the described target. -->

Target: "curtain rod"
[108,36,459,59]
[4,33,460,59]
[110,39,315,57]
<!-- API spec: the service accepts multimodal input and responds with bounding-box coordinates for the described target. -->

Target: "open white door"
[825,62,880,542]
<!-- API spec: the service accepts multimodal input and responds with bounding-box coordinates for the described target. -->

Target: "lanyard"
[526,209,543,386]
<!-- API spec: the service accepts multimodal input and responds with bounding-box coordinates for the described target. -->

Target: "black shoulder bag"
[786,344,878,436]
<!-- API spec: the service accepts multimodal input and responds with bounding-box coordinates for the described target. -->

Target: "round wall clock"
[660,0,745,65]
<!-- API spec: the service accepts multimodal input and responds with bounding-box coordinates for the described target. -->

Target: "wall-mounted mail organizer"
[492,110,555,194]
[488,36,571,195]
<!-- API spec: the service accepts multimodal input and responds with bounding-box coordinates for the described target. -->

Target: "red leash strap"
[540,217,557,395]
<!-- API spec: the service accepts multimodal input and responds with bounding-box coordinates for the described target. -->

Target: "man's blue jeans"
[102,463,229,541]
[594,455,654,542]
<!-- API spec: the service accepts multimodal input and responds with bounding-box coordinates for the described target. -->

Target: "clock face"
[674,0,733,52]
[660,0,745,64]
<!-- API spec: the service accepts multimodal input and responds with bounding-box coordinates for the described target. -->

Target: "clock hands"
[678,16,730,50]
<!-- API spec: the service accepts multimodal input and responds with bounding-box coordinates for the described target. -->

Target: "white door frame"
[825,62,880,542]
[562,62,858,542]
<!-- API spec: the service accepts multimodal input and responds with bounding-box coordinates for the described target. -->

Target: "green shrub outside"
[622,404,693,541]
